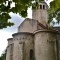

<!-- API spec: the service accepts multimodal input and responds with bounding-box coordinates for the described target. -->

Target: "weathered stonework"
[6,1,60,60]
[34,30,57,60]
[18,18,38,33]
[12,32,34,60]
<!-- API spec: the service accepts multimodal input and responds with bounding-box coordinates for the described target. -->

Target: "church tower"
[32,1,48,26]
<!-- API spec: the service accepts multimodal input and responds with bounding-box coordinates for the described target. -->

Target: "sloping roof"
[18,18,47,33]
[18,18,38,33]
[18,18,36,28]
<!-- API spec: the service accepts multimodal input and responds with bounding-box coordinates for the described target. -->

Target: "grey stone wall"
[18,18,38,33]
[34,30,57,60]
[57,34,60,60]
[12,32,34,60]
[6,38,13,60]
[7,38,13,46]
[6,46,11,60]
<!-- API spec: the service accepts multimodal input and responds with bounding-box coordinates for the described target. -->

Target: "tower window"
[43,5,45,9]
[40,5,42,9]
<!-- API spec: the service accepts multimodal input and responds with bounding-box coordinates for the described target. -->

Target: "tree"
[0,51,6,60]
[0,0,60,29]
[48,0,60,24]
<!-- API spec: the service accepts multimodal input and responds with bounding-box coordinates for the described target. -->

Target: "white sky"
[0,13,24,56]
[0,0,53,56]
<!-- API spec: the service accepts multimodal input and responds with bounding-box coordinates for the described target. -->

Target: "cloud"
[2,13,24,33]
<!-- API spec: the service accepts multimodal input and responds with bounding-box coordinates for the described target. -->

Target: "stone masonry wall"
[18,18,37,33]
[57,34,60,60]
[6,46,11,60]
[6,38,13,60]
[34,30,57,60]
[12,32,34,60]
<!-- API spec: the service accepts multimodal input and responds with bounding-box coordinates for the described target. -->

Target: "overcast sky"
[0,0,53,56]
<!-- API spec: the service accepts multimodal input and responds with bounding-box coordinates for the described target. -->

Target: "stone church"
[6,1,60,60]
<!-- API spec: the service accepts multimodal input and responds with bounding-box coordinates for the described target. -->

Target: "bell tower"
[32,1,48,26]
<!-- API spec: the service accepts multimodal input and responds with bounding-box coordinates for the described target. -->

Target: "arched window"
[30,49,33,60]
[40,5,42,9]
[43,5,45,9]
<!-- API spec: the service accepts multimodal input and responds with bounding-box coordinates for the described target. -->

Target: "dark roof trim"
[7,38,13,41]
[12,32,34,37]
[34,30,58,34]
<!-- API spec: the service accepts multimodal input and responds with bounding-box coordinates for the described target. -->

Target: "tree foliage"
[48,0,60,24]
[0,0,60,29]
[0,0,43,29]
[0,51,6,60]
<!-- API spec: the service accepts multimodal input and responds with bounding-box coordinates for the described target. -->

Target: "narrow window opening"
[40,5,42,9]
[30,49,33,60]
[43,5,45,9]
